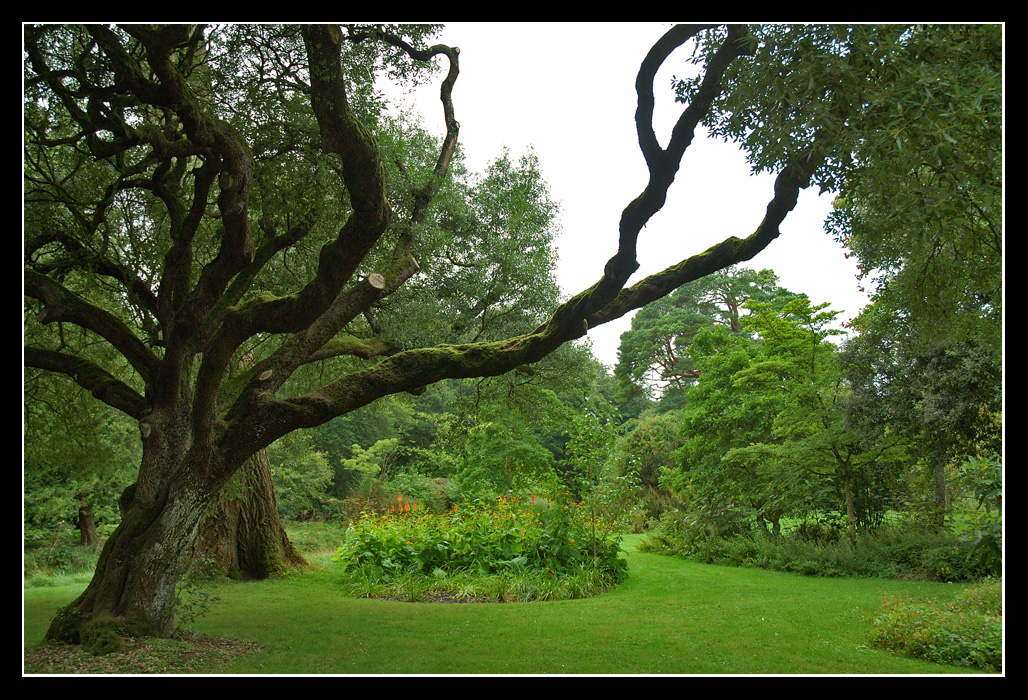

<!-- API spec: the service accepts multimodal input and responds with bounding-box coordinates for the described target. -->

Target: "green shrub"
[642,514,991,582]
[23,527,104,586]
[386,473,459,513]
[955,453,1002,577]
[174,554,223,631]
[869,578,1002,672]
[332,492,628,601]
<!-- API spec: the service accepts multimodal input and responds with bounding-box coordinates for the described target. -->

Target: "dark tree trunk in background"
[932,461,949,530]
[76,504,99,547]
[191,449,307,579]
[844,471,857,548]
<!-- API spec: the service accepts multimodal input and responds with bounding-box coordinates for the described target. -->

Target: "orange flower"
[453,505,458,512]
[404,502,410,512]
[531,494,536,500]
[398,495,403,501]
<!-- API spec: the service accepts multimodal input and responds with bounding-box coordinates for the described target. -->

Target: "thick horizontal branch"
[586,154,824,329]
[237,127,824,449]
[215,23,766,459]
[305,336,397,363]
[26,230,160,318]
[218,325,575,464]
[25,270,158,382]
[25,347,148,419]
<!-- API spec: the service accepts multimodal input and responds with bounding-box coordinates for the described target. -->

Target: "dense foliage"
[331,494,628,601]
[623,24,1002,594]
[869,578,1002,672]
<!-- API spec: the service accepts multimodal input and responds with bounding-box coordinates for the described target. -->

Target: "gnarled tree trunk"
[46,470,212,642]
[46,403,228,644]
[191,449,306,579]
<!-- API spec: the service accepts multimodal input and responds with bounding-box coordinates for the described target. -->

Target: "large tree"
[841,332,1002,529]
[824,24,1002,356]
[613,265,790,405]
[24,23,950,644]
[724,297,905,545]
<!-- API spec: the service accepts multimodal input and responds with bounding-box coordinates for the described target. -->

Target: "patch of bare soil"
[23,634,261,675]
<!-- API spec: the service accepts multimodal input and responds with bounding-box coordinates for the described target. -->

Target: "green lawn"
[23,535,992,674]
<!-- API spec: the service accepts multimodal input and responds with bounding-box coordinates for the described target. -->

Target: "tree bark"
[932,461,948,530]
[76,504,98,548]
[46,469,212,643]
[844,471,857,548]
[191,449,306,579]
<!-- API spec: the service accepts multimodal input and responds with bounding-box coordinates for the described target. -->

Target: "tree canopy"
[614,265,792,406]
[23,23,1001,645]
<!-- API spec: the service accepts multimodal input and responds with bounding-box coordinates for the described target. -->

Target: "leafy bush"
[332,492,628,601]
[269,433,335,520]
[174,554,223,631]
[386,473,459,513]
[641,514,991,582]
[955,453,1002,577]
[869,578,1002,672]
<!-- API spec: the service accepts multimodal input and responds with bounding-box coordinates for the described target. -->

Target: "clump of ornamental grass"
[332,493,628,602]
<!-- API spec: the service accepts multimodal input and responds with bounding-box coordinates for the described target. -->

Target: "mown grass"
[24,533,997,674]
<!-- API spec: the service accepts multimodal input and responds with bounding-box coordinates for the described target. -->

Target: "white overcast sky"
[383,22,872,368]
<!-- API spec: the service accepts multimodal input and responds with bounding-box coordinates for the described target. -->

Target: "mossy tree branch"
[24,347,148,419]
[25,270,158,384]
[218,24,797,457]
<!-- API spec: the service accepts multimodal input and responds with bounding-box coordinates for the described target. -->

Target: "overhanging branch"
[586,153,823,329]
[25,269,158,382]
[25,347,148,419]
[209,24,818,465]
